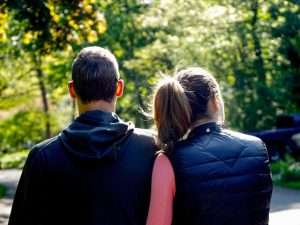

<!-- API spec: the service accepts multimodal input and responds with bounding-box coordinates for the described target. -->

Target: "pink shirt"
[146,153,176,225]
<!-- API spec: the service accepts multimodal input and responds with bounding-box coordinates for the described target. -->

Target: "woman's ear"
[213,95,225,123]
[116,79,124,97]
[68,80,76,98]
[210,95,220,113]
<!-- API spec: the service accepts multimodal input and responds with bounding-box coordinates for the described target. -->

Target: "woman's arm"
[146,153,176,225]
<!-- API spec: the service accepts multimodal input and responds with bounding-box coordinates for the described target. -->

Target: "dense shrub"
[271,157,300,189]
[0,185,6,199]
[0,150,29,169]
[282,162,300,182]
[0,110,58,154]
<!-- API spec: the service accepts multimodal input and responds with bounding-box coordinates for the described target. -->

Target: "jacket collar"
[60,109,134,161]
[189,122,222,137]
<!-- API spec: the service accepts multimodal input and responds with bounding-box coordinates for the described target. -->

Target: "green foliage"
[0,110,59,153]
[128,0,300,131]
[269,0,300,110]
[282,162,300,182]
[2,0,107,53]
[96,0,157,127]
[272,157,300,190]
[0,185,6,199]
[0,0,300,167]
[0,150,29,169]
[277,181,300,190]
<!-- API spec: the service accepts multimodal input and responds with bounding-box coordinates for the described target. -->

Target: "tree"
[127,0,299,131]
[96,0,158,127]
[269,0,300,109]
[2,0,107,138]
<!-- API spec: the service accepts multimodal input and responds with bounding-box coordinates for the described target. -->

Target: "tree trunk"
[250,0,266,84]
[34,55,51,138]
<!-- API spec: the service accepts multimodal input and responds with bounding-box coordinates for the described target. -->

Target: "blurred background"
[0,0,300,224]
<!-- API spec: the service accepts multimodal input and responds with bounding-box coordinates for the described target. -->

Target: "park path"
[269,187,300,225]
[0,170,20,225]
[0,169,300,225]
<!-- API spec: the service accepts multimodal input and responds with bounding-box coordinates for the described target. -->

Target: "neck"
[191,117,218,130]
[77,99,116,115]
[180,117,218,141]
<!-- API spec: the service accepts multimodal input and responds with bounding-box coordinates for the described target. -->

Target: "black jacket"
[170,122,273,225]
[9,110,156,225]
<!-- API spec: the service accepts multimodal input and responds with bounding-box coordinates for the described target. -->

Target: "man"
[9,46,156,225]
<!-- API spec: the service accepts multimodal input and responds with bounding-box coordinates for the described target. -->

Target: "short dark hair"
[72,46,119,103]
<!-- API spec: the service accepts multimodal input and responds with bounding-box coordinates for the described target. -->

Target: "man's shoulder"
[130,128,157,148]
[33,135,61,151]
[23,136,61,169]
[30,135,63,161]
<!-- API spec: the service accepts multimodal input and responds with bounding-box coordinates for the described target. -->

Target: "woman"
[146,67,272,225]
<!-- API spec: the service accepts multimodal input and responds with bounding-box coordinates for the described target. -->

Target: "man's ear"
[68,80,76,98]
[116,79,124,97]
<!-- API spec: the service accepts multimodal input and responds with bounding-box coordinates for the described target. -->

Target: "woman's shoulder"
[222,129,265,149]
[154,153,173,170]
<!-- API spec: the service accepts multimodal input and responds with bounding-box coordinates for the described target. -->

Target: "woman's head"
[176,67,224,123]
[153,67,224,152]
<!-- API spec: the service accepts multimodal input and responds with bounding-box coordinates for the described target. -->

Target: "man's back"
[170,122,273,225]
[9,110,156,225]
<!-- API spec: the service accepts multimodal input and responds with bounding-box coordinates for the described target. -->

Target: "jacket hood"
[59,110,134,161]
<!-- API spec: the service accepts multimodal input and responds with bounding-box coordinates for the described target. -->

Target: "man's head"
[69,46,124,112]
